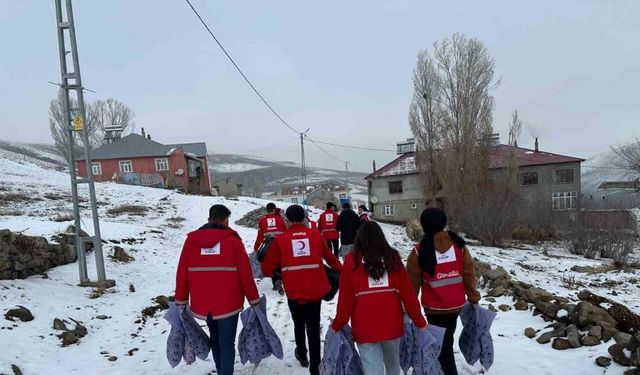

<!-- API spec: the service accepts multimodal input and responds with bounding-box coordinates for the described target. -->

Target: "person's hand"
[416,325,430,347]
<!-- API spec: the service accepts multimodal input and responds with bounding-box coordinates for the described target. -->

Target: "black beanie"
[420,207,447,234]
[418,207,447,276]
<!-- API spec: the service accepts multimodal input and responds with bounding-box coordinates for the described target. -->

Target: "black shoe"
[274,280,285,296]
[295,348,309,368]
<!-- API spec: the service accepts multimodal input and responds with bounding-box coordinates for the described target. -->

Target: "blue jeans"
[357,338,401,375]
[206,313,239,375]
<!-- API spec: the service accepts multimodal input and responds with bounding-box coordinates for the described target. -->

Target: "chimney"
[147,134,151,140]
[141,127,146,138]
[373,160,377,172]
[534,137,539,152]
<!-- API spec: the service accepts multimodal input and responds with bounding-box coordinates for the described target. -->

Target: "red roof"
[367,146,584,179]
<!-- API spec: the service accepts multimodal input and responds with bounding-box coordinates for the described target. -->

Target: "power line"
[237,136,298,155]
[306,137,369,173]
[309,139,396,153]
[183,0,300,135]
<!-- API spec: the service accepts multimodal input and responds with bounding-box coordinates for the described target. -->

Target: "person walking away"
[406,207,481,375]
[335,202,360,257]
[175,204,261,375]
[317,202,340,257]
[357,205,371,223]
[331,221,427,375]
[261,205,343,375]
[304,208,318,230]
[254,202,287,295]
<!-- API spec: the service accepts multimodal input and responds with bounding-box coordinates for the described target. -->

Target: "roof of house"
[78,134,208,160]
[366,145,584,179]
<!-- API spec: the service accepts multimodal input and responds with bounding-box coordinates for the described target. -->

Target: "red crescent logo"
[297,241,306,250]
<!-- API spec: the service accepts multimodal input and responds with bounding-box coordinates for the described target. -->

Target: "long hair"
[353,221,403,280]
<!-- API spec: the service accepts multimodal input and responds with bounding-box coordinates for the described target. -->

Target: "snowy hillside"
[0,154,637,374]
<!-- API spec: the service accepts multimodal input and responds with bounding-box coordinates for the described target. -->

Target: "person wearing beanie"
[406,207,480,375]
[254,202,287,295]
[357,205,371,223]
[261,205,342,375]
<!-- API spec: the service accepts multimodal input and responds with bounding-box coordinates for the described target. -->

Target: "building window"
[520,172,538,186]
[155,158,169,171]
[556,169,574,184]
[384,204,395,216]
[291,198,299,204]
[91,162,102,176]
[119,160,133,173]
[388,181,403,194]
[339,193,347,199]
[552,192,577,211]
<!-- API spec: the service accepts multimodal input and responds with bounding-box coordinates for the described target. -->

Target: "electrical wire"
[308,139,396,153]
[183,0,300,135]
[306,137,369,173]
[237,136,298,155]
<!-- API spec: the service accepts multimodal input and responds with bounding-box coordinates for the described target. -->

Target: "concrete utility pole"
[54,0,114,287]
[300,129,309,207]
[345,161,350,200]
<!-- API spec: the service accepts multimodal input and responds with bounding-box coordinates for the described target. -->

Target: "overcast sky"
[1,0,639,172]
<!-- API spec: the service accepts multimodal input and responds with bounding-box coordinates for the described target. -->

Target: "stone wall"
[0,229,77,279]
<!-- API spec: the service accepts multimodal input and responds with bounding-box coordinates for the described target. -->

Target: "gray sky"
[1,0,639,172]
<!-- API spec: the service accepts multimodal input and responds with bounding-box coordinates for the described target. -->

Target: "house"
[366,138,585,223]
[212,178,243,197]
[76,133,211,195]
[267,181,350,206]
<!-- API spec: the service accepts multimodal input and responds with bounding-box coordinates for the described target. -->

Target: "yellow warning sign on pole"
[72,116,84,131]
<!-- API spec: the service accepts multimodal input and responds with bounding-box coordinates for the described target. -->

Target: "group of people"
[174,201,480,375]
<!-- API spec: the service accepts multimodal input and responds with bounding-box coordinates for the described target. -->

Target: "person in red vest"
[304,208,318,230]
[357,204,371,223]
[406,207,481,375]
[261,205,343,375]
[175,204,260,375]
[331,221,427,375]
[254,202,287,295]
[317,202,339,257]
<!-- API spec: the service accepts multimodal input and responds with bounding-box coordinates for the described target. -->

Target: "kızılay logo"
[436,270,460,280]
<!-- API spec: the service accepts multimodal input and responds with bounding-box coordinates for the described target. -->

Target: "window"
[155,158,169,171]
[556,169,574,184]
[520,172,538,186]
[552,192,577,211]
[91,162,102,176]
[384,204,395,216]
[388,180,403,194]
[291,198,299,204]
[339,193,347,199]
[119,160,132,173]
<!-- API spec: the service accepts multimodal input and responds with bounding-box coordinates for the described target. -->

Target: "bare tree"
[409,33,499,224]
[92,98,136,144]
[612,138,640,176]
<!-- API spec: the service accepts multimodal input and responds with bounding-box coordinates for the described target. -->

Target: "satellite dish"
[175,168,184,176]
[370,196,378,204]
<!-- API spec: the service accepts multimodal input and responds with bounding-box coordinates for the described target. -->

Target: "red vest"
[318,210,339,240]
[276,225,330,301]
[415,243,466,311]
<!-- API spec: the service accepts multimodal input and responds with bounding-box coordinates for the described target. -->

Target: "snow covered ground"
[0,154,636,374]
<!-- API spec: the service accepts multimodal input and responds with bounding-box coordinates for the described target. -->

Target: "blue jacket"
[400,315,446,375]
[320,325,364,375]
[237,295,283,365]
[459,303,496,370]
[164,302,210,368]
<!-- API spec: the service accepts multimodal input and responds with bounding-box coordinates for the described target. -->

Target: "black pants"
[288,300,321,375]
[326,239,339,258]
[426,312,460,375]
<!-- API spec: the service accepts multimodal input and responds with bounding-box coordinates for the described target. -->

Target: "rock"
[566,324,582,348]
[623,369,640,375]
[127,348,139,356]
[108,356,118,362]
[110,246,134,263]
[595,356,612,367]
[589,326,602,340]
[488,286,507,297]
[615,332,633,346]
[600,321,619,342]
[535,301,559,319]
[573,302,616,328]
[552,338,572,350]
[71,319,87,338]
[96,315,110,320]
[491,277,511,290]
[4,306,34,322]
[514,299,529,311]
[583,335,601,346]
[486,266,509,281]
[487,304,498,313]
[608,343,632,366]
[0,229,11,237]
[485,297,497,303]
[154,295,170,310]
[525,327,537,338]
[537,331,555,344]
[58,331,78,346]
[53,318,67,331]
[11,364,23,375]
[499,304,511,312]
[523,287,553,303]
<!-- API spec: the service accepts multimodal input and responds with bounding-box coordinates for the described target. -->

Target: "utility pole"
[54,0,114,287]
[345,161,350,200]
[300,129,309,207]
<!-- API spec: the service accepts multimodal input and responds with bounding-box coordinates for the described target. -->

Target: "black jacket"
[336,209,360,245]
